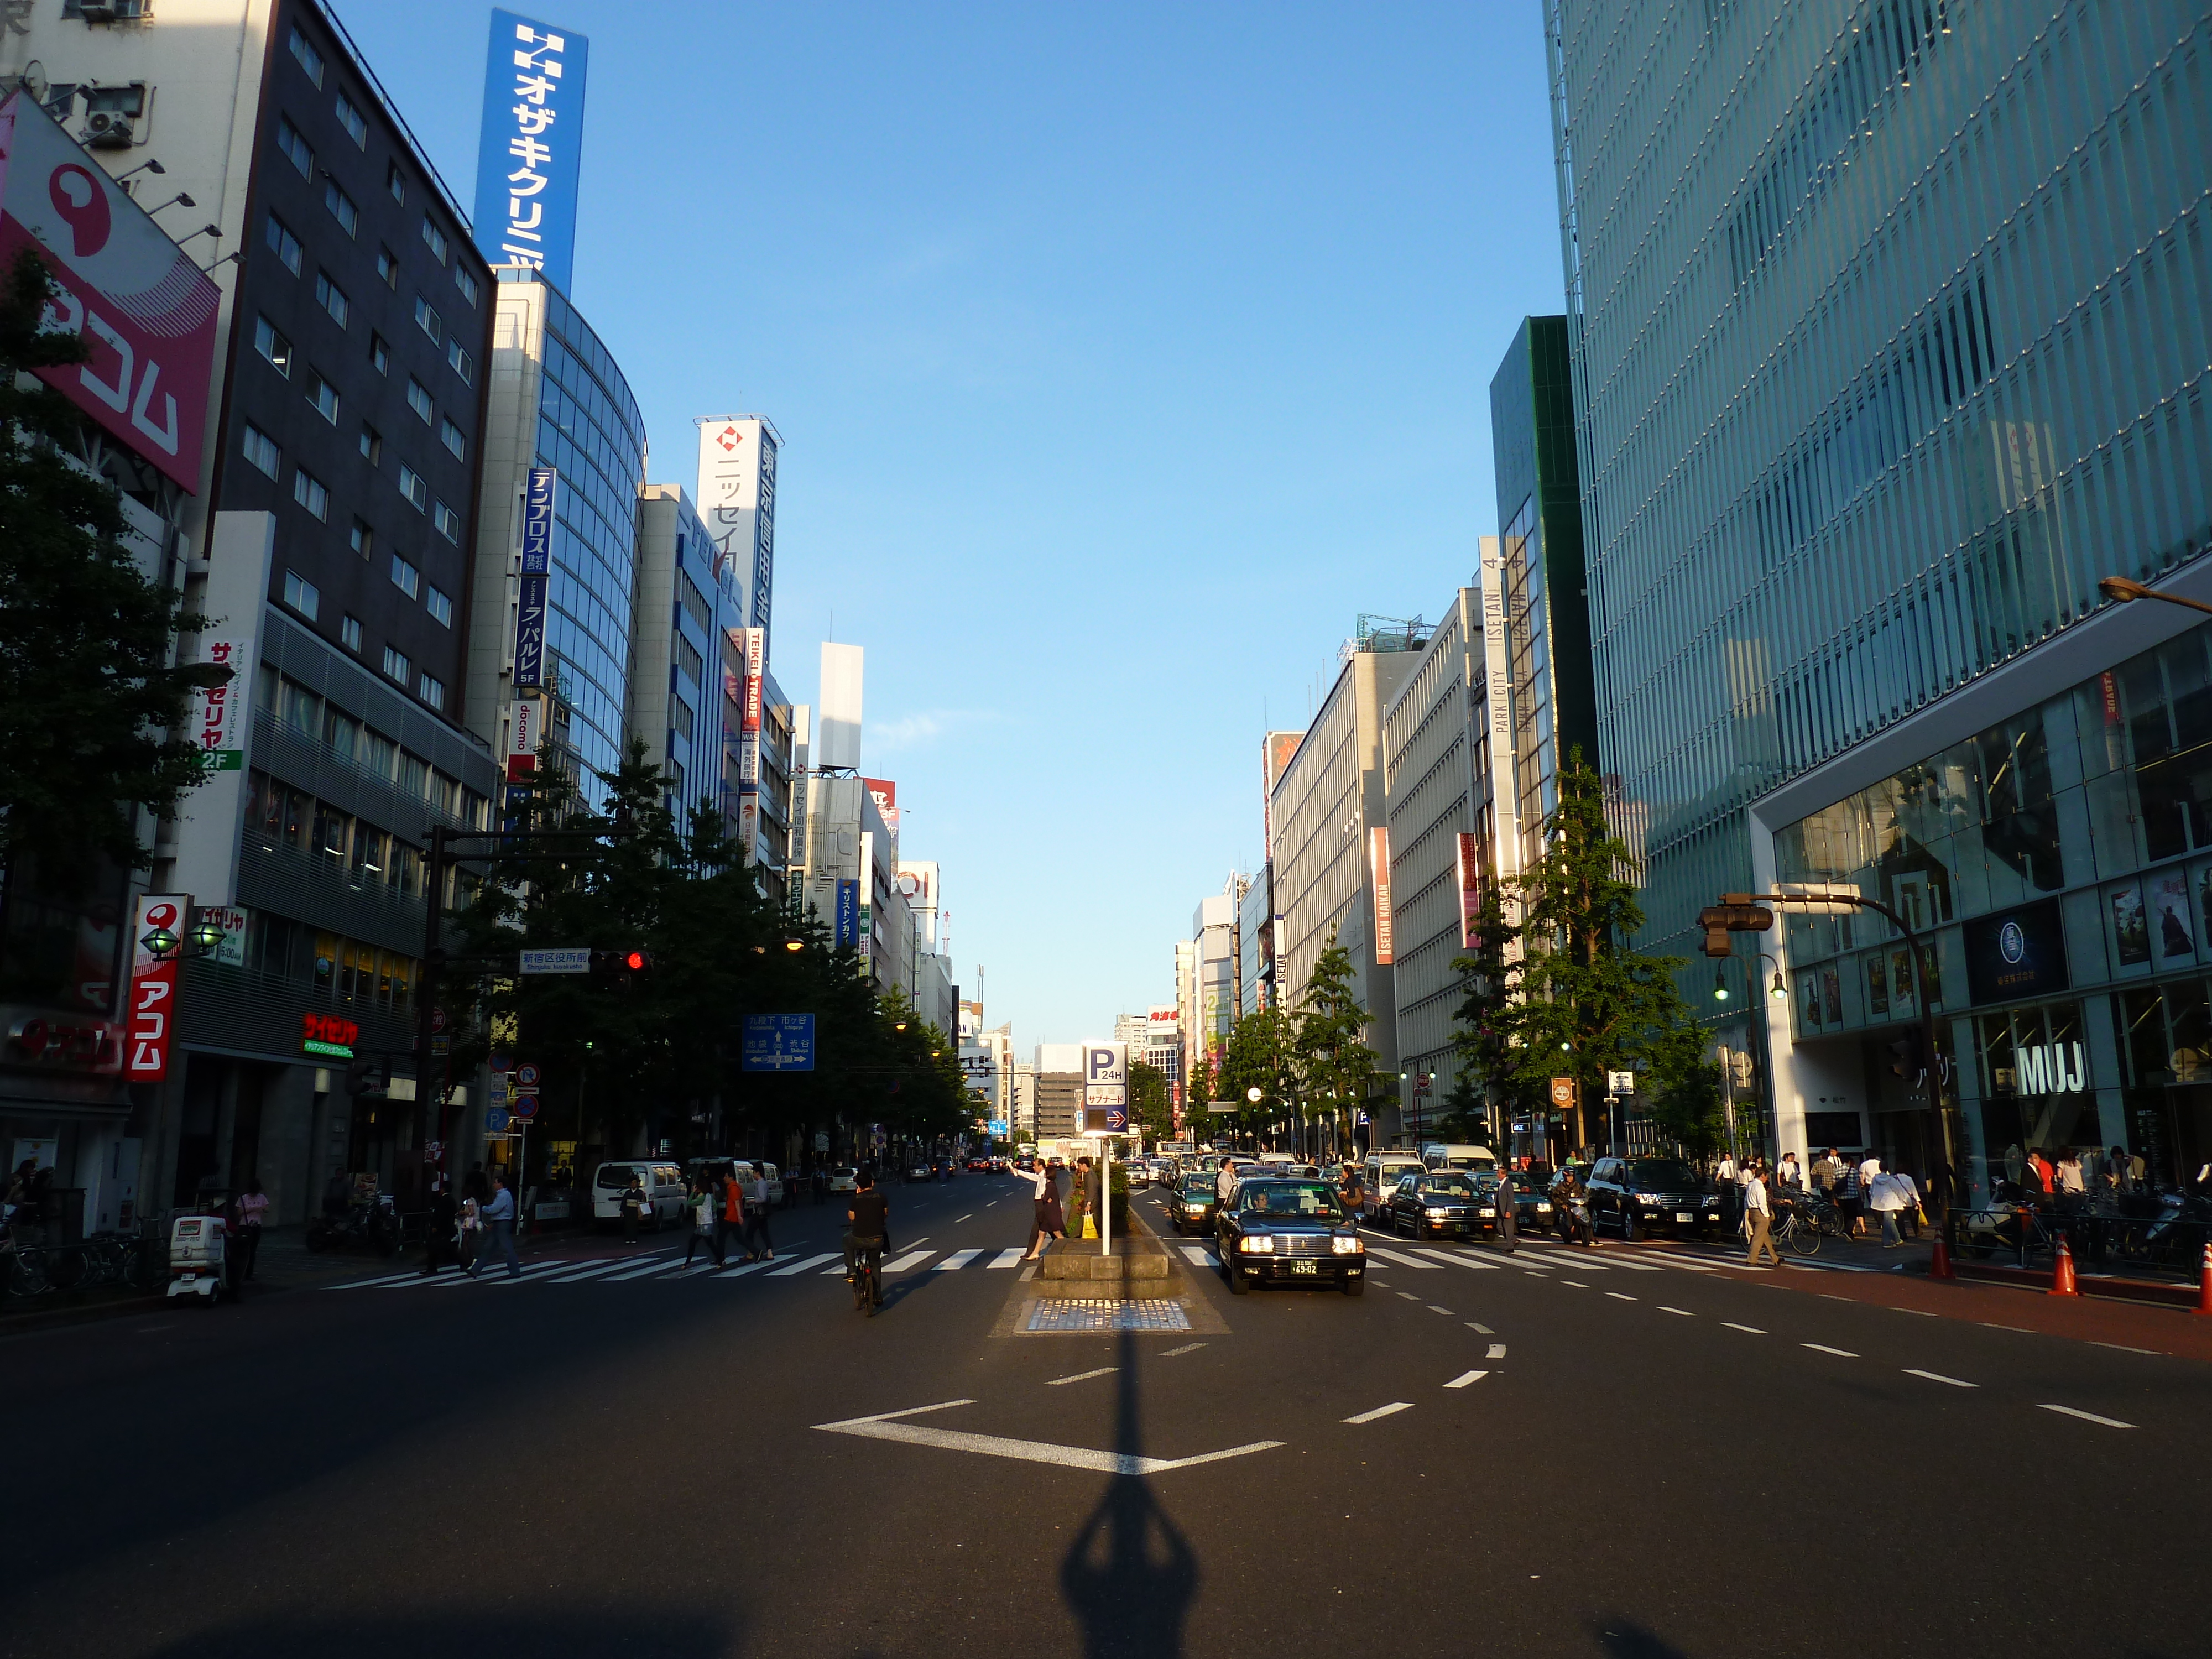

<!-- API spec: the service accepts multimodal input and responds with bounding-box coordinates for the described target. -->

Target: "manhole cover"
[1025,1299,1191,1333]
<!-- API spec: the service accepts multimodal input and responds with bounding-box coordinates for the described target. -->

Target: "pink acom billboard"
[0,93,219,492]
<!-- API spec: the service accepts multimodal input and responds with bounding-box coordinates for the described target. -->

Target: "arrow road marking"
[813,1399,1285,1474]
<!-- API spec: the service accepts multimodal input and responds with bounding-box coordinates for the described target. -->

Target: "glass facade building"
[1548,0,2212,1179]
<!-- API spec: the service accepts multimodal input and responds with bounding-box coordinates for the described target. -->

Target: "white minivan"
[1420,1142,1499,1175]
[591,1161,687,1229]
[1363,1152,1428,1221]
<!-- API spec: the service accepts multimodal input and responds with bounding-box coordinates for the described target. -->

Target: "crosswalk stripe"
[989,1248,1025,1268]
[1363,1246,1444,1271]
[1178,1245,1219,1267]
[935,1249,984,1271]
[417,1258,586,1288]
[714,1259,774,1279]
[601,1255,686,1282]
[884,1250,935,1272]
[541,1260,634,1283]
[1413,1248,1499,1271]
[769,1251,842,1277]
[330,1267,444,1290]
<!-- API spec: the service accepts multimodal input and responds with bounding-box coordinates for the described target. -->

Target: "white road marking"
[936,1249,985,1270]
[1904,1368,1976,1388]
[1427,1305,1455,1316]
[813,1399,1285,1474]
[1397,1292,1421,1301]
[1605,1291,1637,1302]
[2090,1340,2161,1355]
[1444,1370,1489,1389]
[2038,1403,2134,1429]
[1413,1249,1500,1271]
[1159,1342,1207,1357]
[1721,1322,1765,1334]
[989,1248,1026,1269]
[1178,1245,1220,1267]
[1343,1402,1415,1423]
[1468,1322,1494,1335]
[1485,1343,1507,1359]
[603,1255,691,1282]
[1801,1343,1856,1357]
[426,1259,585,1288]
[1658,1306,1693,1317]
[956,1214,974,1223]
[884,1250,935,1272]
[1562,1280,1590,1289]
[1045,1367,1118,1386]
[769,1251,843,1277]
[714,1259,774,1280]
[1363,1246,1445,1271]
[330,1267,443,1289]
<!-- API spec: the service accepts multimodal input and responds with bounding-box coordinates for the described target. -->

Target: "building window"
[265,214,302,276]
[412,295,442,346]
[306,374,337,424]
[426,585,453,627]
[349,518,373,558]
[454,267,479,307]
[358,424,380,465]
[446,338,473,384]
[375,245,398,289]
[433,500,462,544]
[335,91,367,148]
[276,116,312,178]
[389,552,420,599]
[382,645,410,684]
[324,181,358,238]
[406,377,432,424]
[398,465,427,511]
[418,673,446,711]
[369,332,390,374]
[340,614,362,651]
[293,468,330,521]
[421,217,448,264]
[283,568,319,619]
[439,416,466,461]
[289,24,325,87]
[314,271,349,327]
[242,423,280,478]
[386,161,406,205]
[253,316,292,376]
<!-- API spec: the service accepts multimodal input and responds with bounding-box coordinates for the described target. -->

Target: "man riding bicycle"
[844,1168,891,1306]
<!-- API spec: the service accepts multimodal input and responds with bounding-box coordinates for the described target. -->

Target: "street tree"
[1129,1060,1175,1144]
[1217,1003,1294,1141]
[1446,875,1524,1146]
[1294,927,1378,1155]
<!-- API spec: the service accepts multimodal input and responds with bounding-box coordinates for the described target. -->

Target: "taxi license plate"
[1676,1212,1694,1223]
[1291,1260,1318,1275]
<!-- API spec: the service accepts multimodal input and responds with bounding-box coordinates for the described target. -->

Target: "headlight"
[1426,1206,1451,1216]
[1703,1196,1719,1207]
[1479,1207,1495,1217]
[1239,1234,1275,1254]
[1332,1234,1363,1254]
[1636,1193,1660,1205]
[1536,1202,1552,1212]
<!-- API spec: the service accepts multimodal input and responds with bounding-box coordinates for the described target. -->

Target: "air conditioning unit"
[83,108,135,148]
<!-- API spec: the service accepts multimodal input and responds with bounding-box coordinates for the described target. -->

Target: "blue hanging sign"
[835,879,860,949]
[513,573,548,688]
[473,9,589,292]
[742,1014,816,1073]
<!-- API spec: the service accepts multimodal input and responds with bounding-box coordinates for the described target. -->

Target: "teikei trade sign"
[472,10,589,289]
[0,94,221,492]
[124,895,189,1081]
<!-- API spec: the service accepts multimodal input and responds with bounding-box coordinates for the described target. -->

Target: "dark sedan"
[1483,1170,1554,1232]
[1217,1179,1365,1295]
[1584,1156,1723,1240]
[1384,1171,1493,1240]
[1167,1176,1219,1234]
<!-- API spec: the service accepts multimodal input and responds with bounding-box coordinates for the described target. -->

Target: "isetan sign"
[1369,827,1396,965]
[0,94,220,492]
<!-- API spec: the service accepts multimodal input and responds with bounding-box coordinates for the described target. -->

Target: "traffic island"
[1036,1215,1180,1300]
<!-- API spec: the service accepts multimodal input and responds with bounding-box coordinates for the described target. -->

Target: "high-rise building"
[630,485,723,816]
[1551,0,2212,1188]
[695,415,780,667]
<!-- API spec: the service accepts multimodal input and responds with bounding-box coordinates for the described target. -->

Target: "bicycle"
[2,1233,50,1298]
[851,1239,884,1316]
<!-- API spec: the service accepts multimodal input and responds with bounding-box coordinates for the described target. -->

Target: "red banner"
[124,894,187,1080]
[1369,827,1395,964]
[1456,831,1483,948]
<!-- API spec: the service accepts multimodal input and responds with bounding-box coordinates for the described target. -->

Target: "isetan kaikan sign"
[0,95,220,492]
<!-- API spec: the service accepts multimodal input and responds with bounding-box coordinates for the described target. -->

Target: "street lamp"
[2099,574,2212,617]
[1712,968,1730,1003]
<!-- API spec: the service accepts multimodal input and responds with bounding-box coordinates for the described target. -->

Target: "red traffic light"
[623,950,651,973]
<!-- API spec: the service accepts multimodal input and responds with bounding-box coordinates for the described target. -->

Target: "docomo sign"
[125,894,189,1081]
[0,95,220,492]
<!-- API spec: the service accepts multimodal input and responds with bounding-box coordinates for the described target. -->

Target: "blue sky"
[335,0,1568,1050]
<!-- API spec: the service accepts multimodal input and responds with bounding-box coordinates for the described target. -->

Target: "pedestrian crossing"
[325,1243,1031,1293]
[1166,1237,1732,1280]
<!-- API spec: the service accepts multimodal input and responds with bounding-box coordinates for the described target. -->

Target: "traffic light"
[1698,894,1775,957]
[345,1055,389,1098]
[592,948,653,989]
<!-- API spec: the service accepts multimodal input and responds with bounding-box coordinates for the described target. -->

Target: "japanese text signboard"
[472,11,589,290]
[741,1014,816,1073]
[124,895,187,1081]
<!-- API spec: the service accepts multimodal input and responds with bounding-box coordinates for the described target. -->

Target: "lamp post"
[2097,574,2212,618]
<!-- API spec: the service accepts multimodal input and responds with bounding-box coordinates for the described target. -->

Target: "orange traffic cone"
[1929,1232,1955,1280]
[2048,1233,2078,1297]
[2195,1242,2212,1317]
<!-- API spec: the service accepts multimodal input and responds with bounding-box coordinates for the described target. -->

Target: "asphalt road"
[2,1172,2205,1659]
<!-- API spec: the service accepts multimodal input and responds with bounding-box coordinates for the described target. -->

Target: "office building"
[630,485,723,816]
[1550,0,2212,1187]
[1191,885,1240,1080]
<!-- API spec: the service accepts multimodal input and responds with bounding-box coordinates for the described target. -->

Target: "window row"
[263,212,476,385]
[239,418,463,551]
[234,905,421,1018]
[257,670,489,826]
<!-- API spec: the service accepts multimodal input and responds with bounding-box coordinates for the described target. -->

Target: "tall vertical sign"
[124,895,187,1081]
[189,640,247,771]
[513,467,554,688]
[473,9,589,290]
[1368,827,1395,965]
[857,831,875,977]
[696,416,779,671]
[1455,831,1483,948]
[1479,536,1521,881]
[737,624,764,860]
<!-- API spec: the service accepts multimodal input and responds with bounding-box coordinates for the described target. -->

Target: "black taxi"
[1217,1178,1365,1295]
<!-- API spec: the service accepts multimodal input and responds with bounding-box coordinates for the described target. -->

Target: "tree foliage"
[0,248,222,881]
[1294,927,1378,1134]
[1217,1002,1295,1134]
[1129,1059,1175,1144]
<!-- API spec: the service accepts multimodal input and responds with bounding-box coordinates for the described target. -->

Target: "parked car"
[1583,1156,1722,1240]
[589,1162,687,1229]
[1216,1178,1365,1295]
[1384,1171,1492,1240]
[826,1166,859,1194]
[1167,1175,1219,1234]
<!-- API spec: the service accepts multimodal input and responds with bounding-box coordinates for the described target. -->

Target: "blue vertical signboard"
[473,10,589,293]
[512,467,555,688]
[835,880,860,950]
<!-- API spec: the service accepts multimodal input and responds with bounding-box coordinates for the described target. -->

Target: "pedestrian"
[1894,1166,1923,1239]
[1777,1150,1802,1189]
[1339,1163,1366,1227]
[468,1174,521,1279]
[1214,1156,1239,1211]
[744,1165,776,1262]
[2054,1147,2086,1212]
[1744,1164,1781,1267]
[1813,1147,1843,1194]
[812,1163,827,1206]
[619,1170,647,1243]
[1493,1169,1517,1254]
[2027,1145,2055,1198]
[719,1166,748,1263]
[457,1184,482,1273]
[234,1177,270,1280]
[1716,1150,1739,1231]
[1840,1159,1865,1238]
[421,1181,456,1277]
[1868,1167,1908,1248]
[1068,1155,1094,1238]
[684,1179,722,1269]
[1018,1159,1065,1259]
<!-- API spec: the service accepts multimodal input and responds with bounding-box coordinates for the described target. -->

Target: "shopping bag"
[1081,1214,1098,1239]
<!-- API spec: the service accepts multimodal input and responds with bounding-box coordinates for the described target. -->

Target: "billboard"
[1146,1004,1179,1037]
[834,879,860,949]
[896,862,938,950]
[0,94,220,492]
[818,643,863,769]
[1262,731,1302,859]
[864,778,900,837]
[473,9,589,290]
[512,466,555,688]
[188,639,248,773]
[1478,536,1520,879]
[1455,831,1483,948]
[696,416,778,662]
[124,895,187,1081]
[1080,1041,1129,1134]
[1369,826,1395,964]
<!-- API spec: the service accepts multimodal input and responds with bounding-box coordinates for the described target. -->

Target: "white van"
[591,1161,687,1228]
[1421,1142,1499,1175]
[1363,1152,1428,1220]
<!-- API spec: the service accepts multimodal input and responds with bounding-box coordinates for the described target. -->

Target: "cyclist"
[843,1168,891,1305]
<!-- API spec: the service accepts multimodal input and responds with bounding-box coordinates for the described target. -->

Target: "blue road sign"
[742,1013,816,1072]
[486,1107,511,1134]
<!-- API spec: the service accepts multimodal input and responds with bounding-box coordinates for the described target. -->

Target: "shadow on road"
[1058,1326,1200,1659]
[134,1605,734,1659]
[1591,1618,1691,1658]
